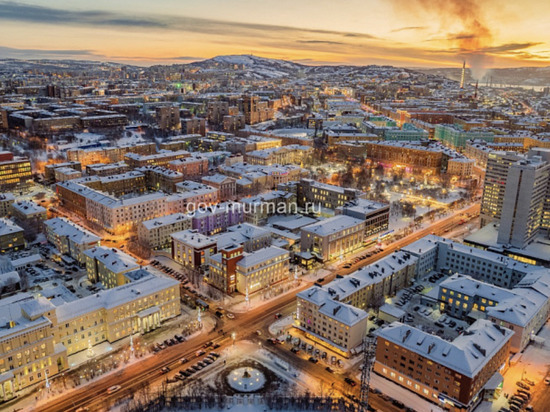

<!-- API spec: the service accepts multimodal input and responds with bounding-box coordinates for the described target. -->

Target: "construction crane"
[359,334,377,412]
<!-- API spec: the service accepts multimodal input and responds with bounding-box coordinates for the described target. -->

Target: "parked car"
[107,385,121,394]
[516,381,530,390]
[344,378,357,387]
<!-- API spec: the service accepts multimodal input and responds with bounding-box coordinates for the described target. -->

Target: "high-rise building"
[497,157,550,248]
[0,152,32,192]
[480,152,523,226]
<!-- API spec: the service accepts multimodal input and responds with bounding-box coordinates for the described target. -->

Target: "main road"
[38,203,480,412]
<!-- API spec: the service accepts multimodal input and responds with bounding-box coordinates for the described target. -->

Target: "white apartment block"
[300,215,365,262]
[138,213,191,250]
[235,246,290,294]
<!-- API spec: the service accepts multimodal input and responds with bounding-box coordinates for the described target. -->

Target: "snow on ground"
[268,315,294,336]
[367,372,445,412]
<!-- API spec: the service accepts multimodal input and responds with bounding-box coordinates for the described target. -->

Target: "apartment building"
[0,152,32,192]
[0,193,15,218]
[201,174,237,201]
[0,294,68,401]
[43,217,100,265]
[235,246,290,294]
[137,165,184,193]
[296,287,368,356]
[124,150,190,168]
[138,213,191,250]
[167,155,209,179]
[296,179,363,210]
[85,162,129,176]
[402,235,541,288]
[191,202,244,236]
[11,201,47,239]
[171,229,217,270]
[336,198,390,238]
[216,223,272,252]
[374,320,512,411]
[84,246,139,288]
[439,272,550,353]
[300,215,365,262]
[44,161,82,184]
[0,218,25,252]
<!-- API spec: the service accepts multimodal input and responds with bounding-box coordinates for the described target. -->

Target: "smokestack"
[474,81,478,99]
[460,61,466,89]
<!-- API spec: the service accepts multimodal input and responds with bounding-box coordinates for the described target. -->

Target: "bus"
[195,299,210,311]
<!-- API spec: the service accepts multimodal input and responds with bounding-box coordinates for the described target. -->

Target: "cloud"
[0,46,102,58]
[391,26,426,33]
[297,40,345,45]
[0,1,378,41]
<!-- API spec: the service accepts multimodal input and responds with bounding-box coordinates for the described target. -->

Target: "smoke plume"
[393,0,494,79]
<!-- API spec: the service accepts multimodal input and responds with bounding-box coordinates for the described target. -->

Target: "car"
[213,343,221,349]
[175,334,185,342]
[203,341,213,348]
[290,347,300,354]
[161,366,170,374]
[203,358,213,365]
[449,320,457,328]
[215,311,224,318]
[186,368,195,374]
[325,367,334,373]
[209,352,220,358]
[179,357,189,364]
[308,357,318,363]
[516,381,530,390]
[255,330,262,336]
[164,339,172,346]
[196,350,206,357]
[517,389,530,397]
[226,313,235,319]
[344,378,357,387]
[523,378,535,386]
[266,338,276,344]
[434,322,444,328]
[107,385,121,394]
[317,278,325,283]
[158,343,166,350]
[545,376,550,385]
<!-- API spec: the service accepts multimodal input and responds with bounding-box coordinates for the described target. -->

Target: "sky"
[0,0,549,69]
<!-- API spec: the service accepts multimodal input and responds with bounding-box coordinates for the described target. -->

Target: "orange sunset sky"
[1,0,549,68]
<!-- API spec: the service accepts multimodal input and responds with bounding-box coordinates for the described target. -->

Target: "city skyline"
[1,0,550,70]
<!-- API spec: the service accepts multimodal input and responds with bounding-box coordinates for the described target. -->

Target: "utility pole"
[359,334,377,412]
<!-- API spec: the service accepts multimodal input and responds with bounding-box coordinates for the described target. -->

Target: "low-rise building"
[235,246,290,294]
[0,193,15,218]
[296,287,368,356]
[300,215,365,262]
[0,294,68,401]
[44,217,101,265]
[11,201,47,239]
[0,218,25,252]
[83,247,139,288]
[336,198,390,238]
[202,174,237,201]
[0,152,32,192]
[138,213,191,250]
[54,270,180,355]
[171,229,217,270]
[374,320,512,411]
[439,272,550,353]
[167,155,209,179]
